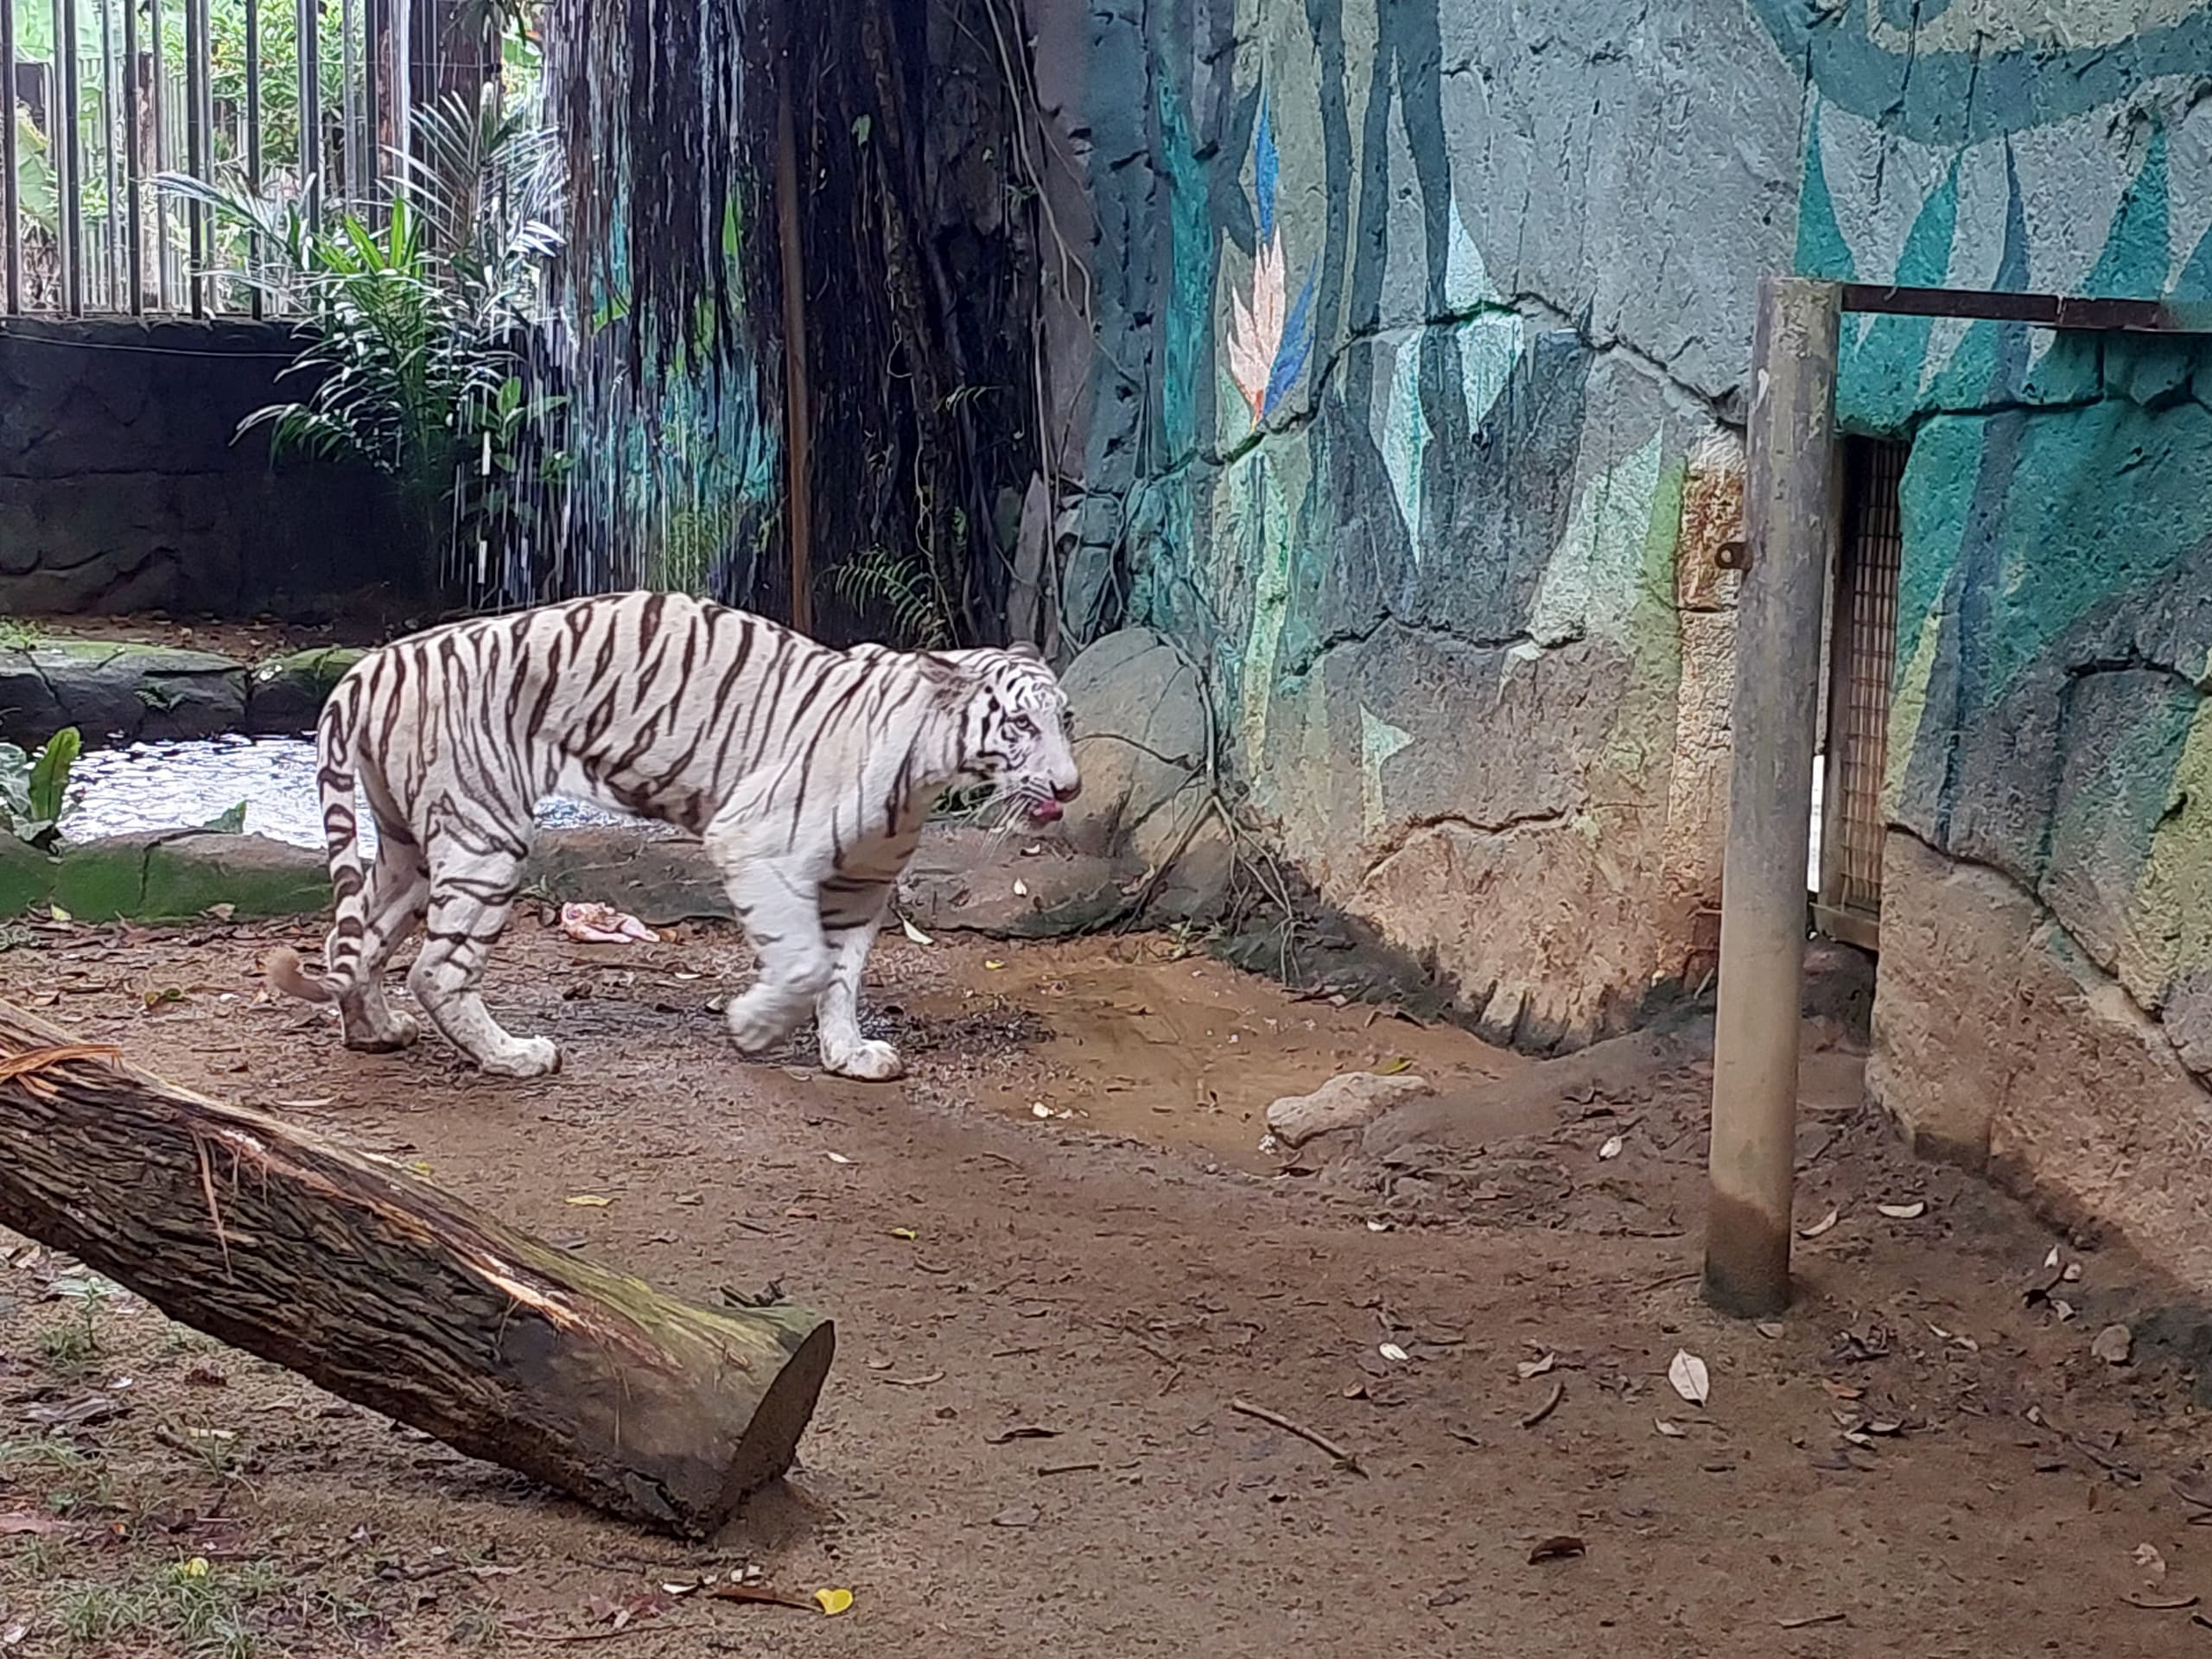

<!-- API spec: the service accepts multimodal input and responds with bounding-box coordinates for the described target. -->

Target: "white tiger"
[265,593,1079,1081]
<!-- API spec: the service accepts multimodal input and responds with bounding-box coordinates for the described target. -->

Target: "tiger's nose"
[1054,779,1082,804]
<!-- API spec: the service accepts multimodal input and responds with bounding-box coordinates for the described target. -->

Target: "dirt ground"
[0,912,2208,1656]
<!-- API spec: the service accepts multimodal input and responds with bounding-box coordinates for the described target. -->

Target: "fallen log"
[0,999,833,1537]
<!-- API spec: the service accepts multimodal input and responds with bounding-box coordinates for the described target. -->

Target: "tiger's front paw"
[724,990,804,1056]
[822,1037,904,1082]
[478,1036,562,1079]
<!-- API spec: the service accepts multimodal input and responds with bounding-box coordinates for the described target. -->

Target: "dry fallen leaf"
[1654,1418,1687,1439]
[1527,1535,1586,1564]
[1876,1200,1927,1220]
[1516,1351,1557,1381]
[1756,1321,1785,1340]
[1668,1350,1711,1407]
[1378,1343,1410,1363]
[899,916,933,945]
[2136,1543,2168,1584]
[2093,1324,2134,1366]
[1012,879,1029,897]
[1378,1056,1413,1076]
[889,1227,918,1240]
[983,959,1006,971]
[814,1588,854,1617]
[563,1194,613,1208]
[825,1152,854,1166]
[1598,1135,1625,1161]
[1799,1207,1840,1239]
[704,1583,815,1612]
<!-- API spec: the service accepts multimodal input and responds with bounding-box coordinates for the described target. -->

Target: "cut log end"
[715,1320,836,1524]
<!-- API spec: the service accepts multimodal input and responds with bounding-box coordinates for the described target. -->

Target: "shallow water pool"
[64,737,639,853]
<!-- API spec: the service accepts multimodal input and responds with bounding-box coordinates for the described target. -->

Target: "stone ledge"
[0,640,370,748]
[0,823,1144,934]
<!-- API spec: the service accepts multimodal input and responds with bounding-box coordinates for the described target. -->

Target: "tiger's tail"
[264,676,372,1007]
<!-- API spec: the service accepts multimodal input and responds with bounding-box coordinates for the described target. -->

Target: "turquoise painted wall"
[1780,2,2212,1071]
[1042,0,2212,1053]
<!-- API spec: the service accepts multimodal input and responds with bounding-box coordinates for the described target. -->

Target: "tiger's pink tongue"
[1027,799,1064,823]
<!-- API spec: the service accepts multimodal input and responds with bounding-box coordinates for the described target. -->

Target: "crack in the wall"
[1363,805,1575,880]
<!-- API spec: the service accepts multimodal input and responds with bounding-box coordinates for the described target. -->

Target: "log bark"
[0,1000,834,1537]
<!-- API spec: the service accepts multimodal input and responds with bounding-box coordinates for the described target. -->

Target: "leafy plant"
[12,104,54,234]
[831,545,957,650]
[0,727,80,850]
[157,86,565,596]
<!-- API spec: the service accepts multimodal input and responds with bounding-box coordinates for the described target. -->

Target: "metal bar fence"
[3,0,395,315]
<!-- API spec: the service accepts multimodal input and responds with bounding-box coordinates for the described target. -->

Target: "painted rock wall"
[1784,7,2212,1282]
[1033,0,1798,1047]
[1033,0,2212,1142]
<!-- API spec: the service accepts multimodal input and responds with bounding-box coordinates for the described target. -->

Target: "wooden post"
[0,1001,835,1537]
[1702,276,1841,1319]
[774,25,814,637]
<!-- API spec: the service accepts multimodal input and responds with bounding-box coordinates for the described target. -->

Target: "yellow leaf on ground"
[564,1194,613,1208]
[814,1588,854,1617]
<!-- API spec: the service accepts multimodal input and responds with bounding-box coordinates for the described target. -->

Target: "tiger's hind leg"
[814,883,901,1081]
[715,855,833,1058]
[336,836,430,1053]
[407,830,559,1079]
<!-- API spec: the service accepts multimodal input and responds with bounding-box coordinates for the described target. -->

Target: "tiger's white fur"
[265,593,1078,1081]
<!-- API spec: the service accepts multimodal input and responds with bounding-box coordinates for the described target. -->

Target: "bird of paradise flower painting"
[1225,92,1318,426]
[1222,87,1319,774]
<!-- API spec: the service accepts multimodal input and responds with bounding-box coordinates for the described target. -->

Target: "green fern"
[830,545,955,649]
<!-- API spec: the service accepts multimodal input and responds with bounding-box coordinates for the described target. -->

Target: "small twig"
[1520,1378,1567,1430]
[1038,1460,1101,1477]
[1229,1395,1367,1477]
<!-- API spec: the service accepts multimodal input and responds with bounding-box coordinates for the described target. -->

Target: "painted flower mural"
[1224,93,1318,425]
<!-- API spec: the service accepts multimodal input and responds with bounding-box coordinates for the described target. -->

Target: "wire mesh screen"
[1817,437,1906,939]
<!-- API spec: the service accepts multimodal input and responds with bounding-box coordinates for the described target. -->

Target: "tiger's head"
[944,643,1081,824]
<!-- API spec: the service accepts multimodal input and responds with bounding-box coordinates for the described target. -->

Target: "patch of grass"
[35,1275,114,1377]
[0,1437,118,1517]
[0,620,43,651]
[0,1435,92,1475]
[168,1422,246,1481]
[54,1559,281,1658]
[38,1320,98,1375]
[445,1602,504,1648]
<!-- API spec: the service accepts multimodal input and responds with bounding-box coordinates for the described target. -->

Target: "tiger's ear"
[1006,639,1043,662]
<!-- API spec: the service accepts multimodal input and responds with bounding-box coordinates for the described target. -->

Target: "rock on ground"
[1058,627,1231,921]
[1265,1070,1434,1147]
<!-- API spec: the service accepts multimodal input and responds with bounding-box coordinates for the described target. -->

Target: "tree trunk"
[0,1001,834,1537]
